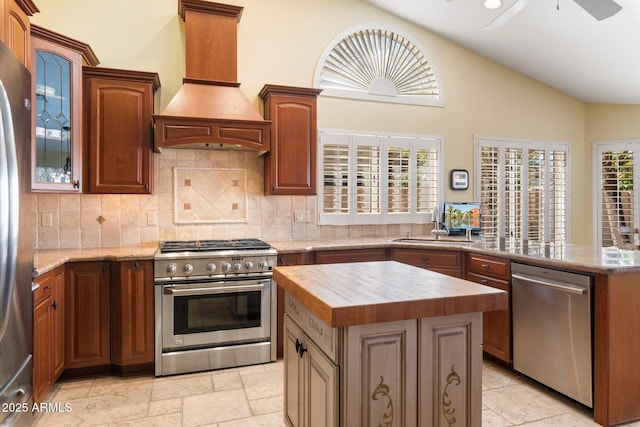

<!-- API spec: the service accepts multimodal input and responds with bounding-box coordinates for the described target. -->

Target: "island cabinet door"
[419,313,483,427]
[284,315,305,427]
[344,319,418,427]
[284,315,338,427]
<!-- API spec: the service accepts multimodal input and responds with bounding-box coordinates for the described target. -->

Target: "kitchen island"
[273,260,507,427]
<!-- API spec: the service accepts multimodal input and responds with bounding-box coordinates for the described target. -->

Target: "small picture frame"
[450,169,469,190]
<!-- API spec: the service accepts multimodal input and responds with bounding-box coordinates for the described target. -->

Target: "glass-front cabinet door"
[30,27,92,192]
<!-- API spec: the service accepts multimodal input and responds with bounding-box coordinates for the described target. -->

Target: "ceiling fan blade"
[484,0,528,30]
[572,0,622,20]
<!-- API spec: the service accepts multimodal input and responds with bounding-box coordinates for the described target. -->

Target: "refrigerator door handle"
[0,80,17,339]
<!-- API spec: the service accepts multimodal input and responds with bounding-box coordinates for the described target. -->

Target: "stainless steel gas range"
[154,239,277,376]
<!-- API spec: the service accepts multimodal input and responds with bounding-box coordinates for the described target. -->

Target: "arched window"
[314,24,444,107]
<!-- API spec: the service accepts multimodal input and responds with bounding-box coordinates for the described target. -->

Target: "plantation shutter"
[320,133,350,223]
[527,149,545,241]
[320,130,442,225]
[548,149,568,242]
[504,147,523,240]
[479,145,501,238]
[596,142,638,247]
[476,137,569,243]
[416,147,439,213]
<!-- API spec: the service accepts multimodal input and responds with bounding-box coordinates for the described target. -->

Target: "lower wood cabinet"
[65,261,111,371]
[315,248,388,264]
[110,260,154,372]
[33,264,65,403]
[64,260,154,375]
[284,294,482,427]
[465,253,512,363]
[391,247,462,277]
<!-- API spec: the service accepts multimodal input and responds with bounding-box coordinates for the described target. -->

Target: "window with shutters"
[313,24,443,107]
[594,140,639,248]
[475,137,569,243]
[320,130,442,225]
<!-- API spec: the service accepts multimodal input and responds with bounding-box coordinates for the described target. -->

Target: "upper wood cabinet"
[259,85,322,195]
[2,0,38,66]
[83,67,160,194]
[30,25,99,193]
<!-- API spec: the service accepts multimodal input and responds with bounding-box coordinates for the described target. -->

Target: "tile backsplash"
[33,149,427,249]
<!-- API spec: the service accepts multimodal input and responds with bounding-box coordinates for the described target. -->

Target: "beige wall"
[30,0,637,248]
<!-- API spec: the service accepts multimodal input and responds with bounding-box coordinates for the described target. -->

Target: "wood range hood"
[153,0,271,153]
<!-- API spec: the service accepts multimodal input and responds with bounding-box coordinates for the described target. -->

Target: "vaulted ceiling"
[364,0,640,104]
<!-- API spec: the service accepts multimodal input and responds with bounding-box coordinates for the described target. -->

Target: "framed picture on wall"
[450,169,469,190]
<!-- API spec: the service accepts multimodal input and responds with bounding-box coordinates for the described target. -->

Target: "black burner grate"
[159,239,270,253]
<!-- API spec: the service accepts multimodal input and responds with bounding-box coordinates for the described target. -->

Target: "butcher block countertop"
[273,260,508,327]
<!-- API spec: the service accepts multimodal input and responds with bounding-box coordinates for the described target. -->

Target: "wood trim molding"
[14,0,39,15]
[259,84,323,100]
[179,0,243,21]
[31,24,100,66]
[82,66,161,91]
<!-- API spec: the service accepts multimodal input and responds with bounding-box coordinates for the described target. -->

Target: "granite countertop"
[33,236,640,277]
[270,237,640,274]
[33,243,158,276]
[274,260,508,327]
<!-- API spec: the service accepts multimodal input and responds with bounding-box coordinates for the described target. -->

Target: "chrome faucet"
[463,212,472,241]
[430,204,448,240]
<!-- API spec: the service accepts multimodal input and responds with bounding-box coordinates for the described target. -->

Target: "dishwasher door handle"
[512,273,587,295]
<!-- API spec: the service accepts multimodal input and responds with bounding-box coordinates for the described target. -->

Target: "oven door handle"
[163,283,266,296]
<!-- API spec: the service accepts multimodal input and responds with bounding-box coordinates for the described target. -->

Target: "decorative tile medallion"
[173,167,248,224]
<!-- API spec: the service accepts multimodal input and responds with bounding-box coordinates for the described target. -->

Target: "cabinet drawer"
[278,251,315,266]
[391,248,461,270]
[466,253,510,279]
[466,272,510,293]
[315,248,388,264]
[33,271,53,307]
[285,294,338,363]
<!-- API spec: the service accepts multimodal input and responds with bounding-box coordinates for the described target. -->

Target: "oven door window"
[173,290,262,335]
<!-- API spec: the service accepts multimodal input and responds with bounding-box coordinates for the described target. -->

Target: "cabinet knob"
[295,338,307,358]
[422,256,430,261]
[481,263,490,268]
[51,299,58,310]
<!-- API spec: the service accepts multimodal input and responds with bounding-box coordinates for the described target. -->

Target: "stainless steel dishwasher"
[512,263,593,407]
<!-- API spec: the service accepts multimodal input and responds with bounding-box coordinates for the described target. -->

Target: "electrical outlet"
[294,210,310,223]
[41,212,53,228]
[147,211,157,226]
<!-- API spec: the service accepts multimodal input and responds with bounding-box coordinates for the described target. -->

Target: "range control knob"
[206,263,217,274]
[233,263,243,272]
[245,261,254,270]
[221,262,232,273]
[259,260,269,270]
[166,264,177,275]
[183,264,194,275]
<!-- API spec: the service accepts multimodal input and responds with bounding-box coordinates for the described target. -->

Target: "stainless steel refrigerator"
[0,41,34,426]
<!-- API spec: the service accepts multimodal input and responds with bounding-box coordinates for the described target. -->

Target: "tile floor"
[34,359,639,427]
